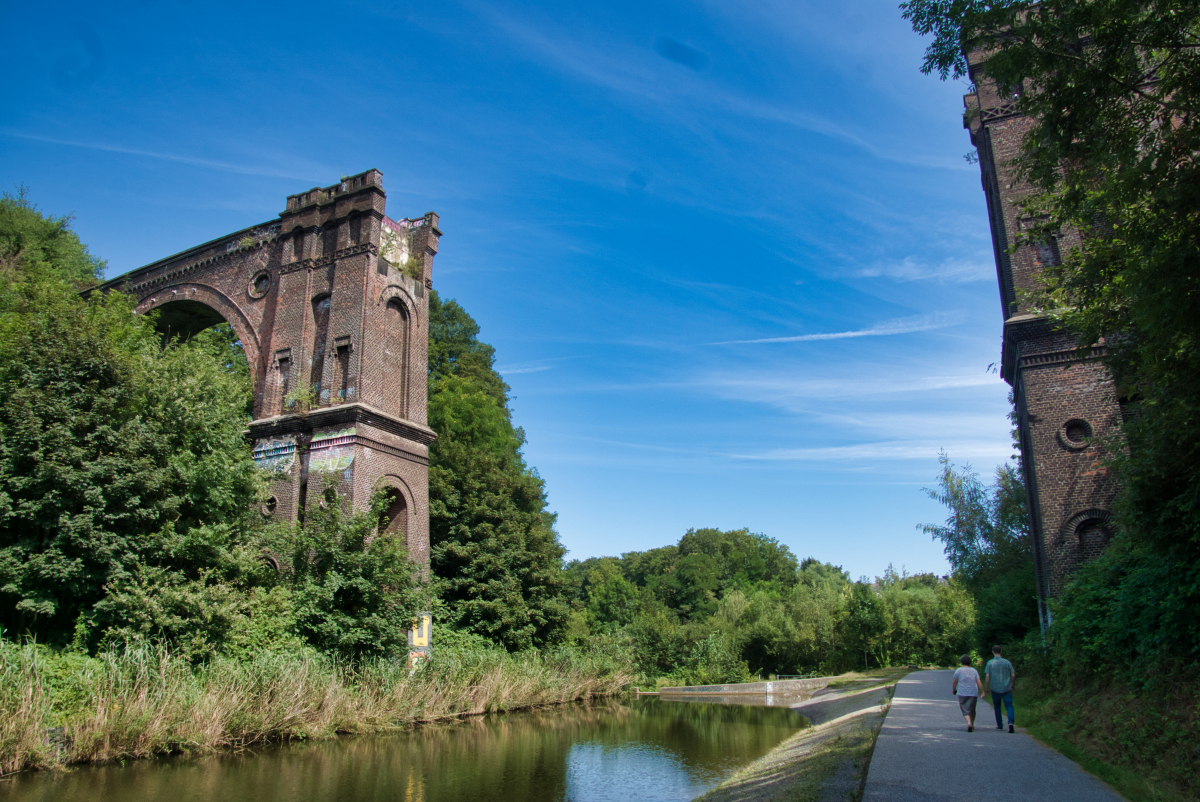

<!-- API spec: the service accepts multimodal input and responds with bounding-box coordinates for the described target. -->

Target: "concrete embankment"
[693,675,900,802]
[660,677,834,696]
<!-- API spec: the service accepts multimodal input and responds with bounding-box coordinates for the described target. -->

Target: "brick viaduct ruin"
[965,59,1121,629]
[98,170,437,570]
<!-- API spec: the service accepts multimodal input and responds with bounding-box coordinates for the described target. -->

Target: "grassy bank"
[0,638,633,775]
[1017,674,1199,802]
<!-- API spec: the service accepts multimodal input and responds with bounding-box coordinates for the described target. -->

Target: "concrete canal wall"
[659,677,834,696]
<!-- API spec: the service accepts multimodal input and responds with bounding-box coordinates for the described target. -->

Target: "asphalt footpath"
[862,670,1125,802]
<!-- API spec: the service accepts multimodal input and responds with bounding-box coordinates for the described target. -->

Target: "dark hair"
[992,645,1002,654]
[960,655,971,666]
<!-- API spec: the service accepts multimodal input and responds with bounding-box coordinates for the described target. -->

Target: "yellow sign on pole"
[408,612,432,668]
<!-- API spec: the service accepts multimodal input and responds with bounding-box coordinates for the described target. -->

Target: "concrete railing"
[659,677,835,696]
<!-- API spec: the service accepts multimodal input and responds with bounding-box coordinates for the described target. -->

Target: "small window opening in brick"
[261,496,278,517]
[319,486,339,510]
[322,225,338,258]
[277,355,292,410]
[1033,236,1062,267]
[252,272,270,296]
[335,339,352,402]
[310,295,332,401]
[292,230,306,262]
[1064,419,1092,444]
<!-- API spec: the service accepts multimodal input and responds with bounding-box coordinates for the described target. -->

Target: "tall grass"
[0,638,633,774]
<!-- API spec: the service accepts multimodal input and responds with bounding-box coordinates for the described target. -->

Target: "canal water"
[1,696,805,802]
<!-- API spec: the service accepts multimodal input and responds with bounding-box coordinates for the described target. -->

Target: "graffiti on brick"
[309,427,356,474]
[252,438,296,474]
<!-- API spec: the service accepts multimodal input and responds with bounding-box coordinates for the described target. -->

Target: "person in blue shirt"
[985,645,1016,732]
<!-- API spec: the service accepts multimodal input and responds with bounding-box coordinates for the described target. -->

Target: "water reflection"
[2,698,802,802]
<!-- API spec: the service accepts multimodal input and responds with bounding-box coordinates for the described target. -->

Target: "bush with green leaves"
[0,193,259,648]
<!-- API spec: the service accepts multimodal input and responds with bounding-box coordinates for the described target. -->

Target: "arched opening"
[1064,509,1115,565]
[151,299,253,415]
[379,486,408,543]
[1076,520,1112,562]
[310,294,332,405]
[290,227,306,263]
[153,299,226,342]
[384,296,409,417]
[322,223,339,258]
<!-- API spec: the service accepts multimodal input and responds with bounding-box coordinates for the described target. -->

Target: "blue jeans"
[992,690,1014,727]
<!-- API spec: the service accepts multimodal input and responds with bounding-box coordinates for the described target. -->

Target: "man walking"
[985,645,1016,732]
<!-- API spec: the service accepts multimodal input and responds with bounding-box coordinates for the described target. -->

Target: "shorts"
[958,695,978,717]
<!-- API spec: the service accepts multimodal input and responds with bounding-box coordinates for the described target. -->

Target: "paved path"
[863,670,1124,802]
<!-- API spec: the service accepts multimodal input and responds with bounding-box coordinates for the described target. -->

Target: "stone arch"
[375,475,413,545]
[377,283,418,319]
[378,284,414,417]
[310,292,333,403]
[134,283,262,378]
[1062,509,1115,563]
[320,221,339,258]
[287,224,307,263]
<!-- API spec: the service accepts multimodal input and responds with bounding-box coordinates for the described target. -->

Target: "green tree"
[0,215,259,645]
[0,189,102,304]
[426,291,569,650]
[843,582,886,670]
[578,559,640,630]
[920,454,1038,648]
[677,527,799,592]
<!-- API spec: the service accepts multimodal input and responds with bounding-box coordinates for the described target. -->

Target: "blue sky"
[0,0,1015,579]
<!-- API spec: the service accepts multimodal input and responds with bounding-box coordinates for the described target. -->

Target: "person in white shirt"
[951,654,984,732]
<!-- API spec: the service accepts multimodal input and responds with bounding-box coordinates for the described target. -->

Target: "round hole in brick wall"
[1059,418,1093,450]
[248,271,271,299]
[318,487,339,510]
[261,496,278,517]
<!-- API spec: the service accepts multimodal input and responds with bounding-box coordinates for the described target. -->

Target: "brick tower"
[964,61,1122,630]
[98,170,438,570]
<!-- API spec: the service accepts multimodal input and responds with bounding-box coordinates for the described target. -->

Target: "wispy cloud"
[496,355,584,375]
[857,256,993,283]
[700,370,1001,401]
[498,364,556,375]
[711,312,965,345]
[731,440,1013,462]
[1,130,323,182]
[472,8,965,172]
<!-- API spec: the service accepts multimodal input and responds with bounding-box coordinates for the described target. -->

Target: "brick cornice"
[280,242,378,275]
[247,402,436,445]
